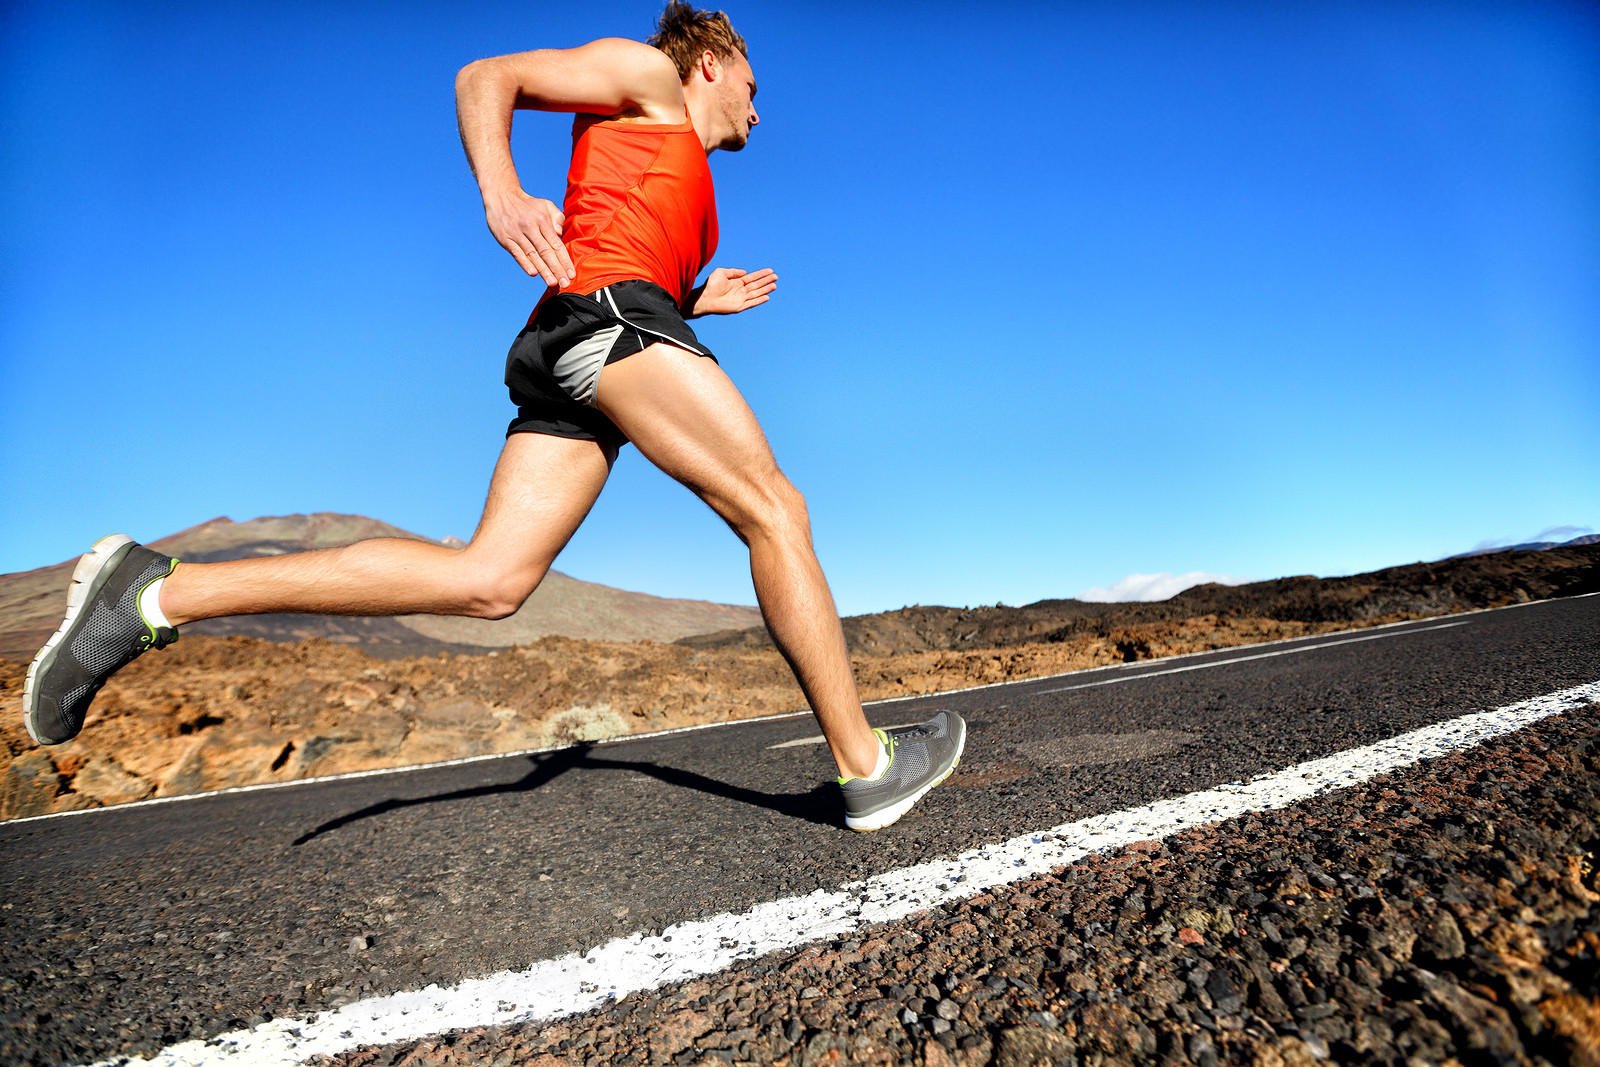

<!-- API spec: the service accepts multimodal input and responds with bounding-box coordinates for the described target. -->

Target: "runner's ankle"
[838,731,889,782]
[156,563,195,626]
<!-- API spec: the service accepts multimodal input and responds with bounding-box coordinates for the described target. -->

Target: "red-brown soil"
[0,610,1484,823]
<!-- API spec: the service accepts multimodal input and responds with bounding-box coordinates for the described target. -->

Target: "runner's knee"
[725,474,811,545]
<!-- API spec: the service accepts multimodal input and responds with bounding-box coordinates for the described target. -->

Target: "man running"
[23,3,963,832]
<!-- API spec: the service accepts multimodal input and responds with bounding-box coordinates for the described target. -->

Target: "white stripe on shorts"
[598,286,708,357]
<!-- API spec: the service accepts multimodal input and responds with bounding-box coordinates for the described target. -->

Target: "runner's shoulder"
[565,37,684,116]
[579,38,681,86]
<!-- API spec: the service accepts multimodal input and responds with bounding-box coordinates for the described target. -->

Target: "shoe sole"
[845,717,967,833]
[23,534,137,746]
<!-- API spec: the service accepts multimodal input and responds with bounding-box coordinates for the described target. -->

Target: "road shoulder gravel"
[319,702,1600,1067]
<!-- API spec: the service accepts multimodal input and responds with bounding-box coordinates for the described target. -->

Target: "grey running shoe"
[24,535,179,746]
[839,710,966,832]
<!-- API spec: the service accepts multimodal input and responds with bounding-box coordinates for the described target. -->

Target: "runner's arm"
[455,39,686,286]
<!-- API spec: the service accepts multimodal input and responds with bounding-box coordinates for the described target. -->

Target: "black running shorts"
[504,279,715,446]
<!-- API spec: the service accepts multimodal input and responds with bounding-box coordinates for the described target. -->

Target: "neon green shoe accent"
[837,728,895,785]
[133,558,178,632]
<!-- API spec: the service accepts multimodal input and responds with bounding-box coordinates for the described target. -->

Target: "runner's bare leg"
[157,433,615,625]
[595,342,880,780]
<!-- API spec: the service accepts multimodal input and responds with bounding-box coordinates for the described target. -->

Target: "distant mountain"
[0,514,763,661]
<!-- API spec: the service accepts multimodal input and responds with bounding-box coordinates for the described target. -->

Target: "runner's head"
[649,2,758,152]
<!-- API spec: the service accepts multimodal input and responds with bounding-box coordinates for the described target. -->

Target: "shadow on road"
[290,744,841,846]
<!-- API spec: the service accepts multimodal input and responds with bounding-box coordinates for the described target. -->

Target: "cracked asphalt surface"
[1,595,1596,1065]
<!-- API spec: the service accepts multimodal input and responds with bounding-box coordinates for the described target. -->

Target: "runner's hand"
[689,267,778,316]
[484,190,576,287]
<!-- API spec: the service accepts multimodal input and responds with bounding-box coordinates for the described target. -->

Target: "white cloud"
[1462,524,1593,555]
[1530,524,1592,542]
[1077,571,1252,603]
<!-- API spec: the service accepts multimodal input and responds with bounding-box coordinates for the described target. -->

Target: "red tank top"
[546,113,718,312]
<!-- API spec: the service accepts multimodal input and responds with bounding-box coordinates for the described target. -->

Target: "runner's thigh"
[593,343,788,523]
[464,431,616,573]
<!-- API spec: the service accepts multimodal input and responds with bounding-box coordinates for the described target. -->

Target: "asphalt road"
[2,595,1597,1065]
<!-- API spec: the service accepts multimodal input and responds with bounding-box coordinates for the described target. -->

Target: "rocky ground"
[315,702,1600,1067]
[3,611,1430,821]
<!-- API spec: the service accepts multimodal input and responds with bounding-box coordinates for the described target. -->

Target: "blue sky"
[3,0,1597,615]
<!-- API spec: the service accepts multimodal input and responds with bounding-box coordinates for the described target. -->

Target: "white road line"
[766,723,920,749]
[96,679,1600,1067]
[1025,620,1469,697]
[12,610,1476,827]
